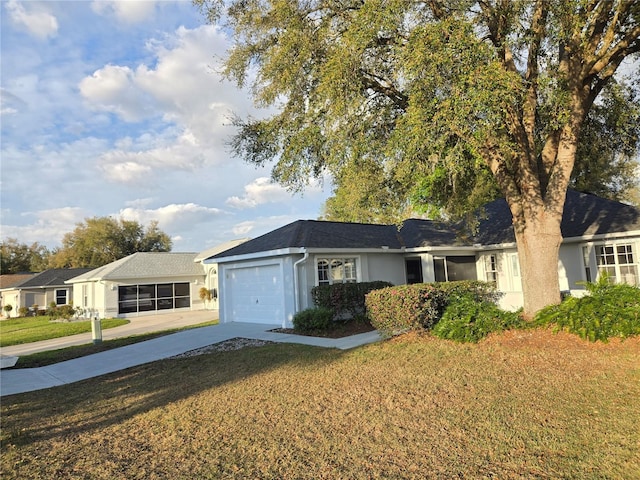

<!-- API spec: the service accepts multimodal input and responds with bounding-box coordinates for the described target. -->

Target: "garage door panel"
[227,264,284,324]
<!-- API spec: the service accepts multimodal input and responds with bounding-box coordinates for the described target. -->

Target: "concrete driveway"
[0,310,218,358]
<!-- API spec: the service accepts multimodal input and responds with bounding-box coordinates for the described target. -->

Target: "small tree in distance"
[49,217,172,268]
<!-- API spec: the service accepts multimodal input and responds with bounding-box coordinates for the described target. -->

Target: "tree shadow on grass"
[1,343,347,447]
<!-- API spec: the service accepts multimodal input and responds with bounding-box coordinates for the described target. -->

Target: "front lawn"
[0,316,129,346]
[2,329,639,479]
[10,320,219,368]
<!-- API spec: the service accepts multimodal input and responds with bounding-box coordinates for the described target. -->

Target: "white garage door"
[226,264,285,324]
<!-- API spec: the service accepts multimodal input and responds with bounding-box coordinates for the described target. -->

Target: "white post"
[91,316,102,344]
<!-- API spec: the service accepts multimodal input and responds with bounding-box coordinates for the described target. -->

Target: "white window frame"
[483,254,498,287]
[316,257,358,286]
[509,253,520,278]
[595,242,638,285]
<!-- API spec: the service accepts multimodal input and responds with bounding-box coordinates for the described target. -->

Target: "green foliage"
[49,217,172,268]
[534,278,640,342]
[292,307,334,333]
[3,304,13,317]
[365,284,448,336]
[432,294,524,343]
[571,80,640,204]
[47,303,79,321]
[311,281,393,320]
[198,0,640,316]
[366,281,503,337]
[17,307,30,318]
[430,280,502,304]
[0,238,50,274]
[0,316,129,347]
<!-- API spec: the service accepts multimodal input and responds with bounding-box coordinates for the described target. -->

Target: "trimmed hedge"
[366,281,500,337]
[365,284,448,335]
[293,307,334,333]
[534,278,640,342]
[311,281,393,320]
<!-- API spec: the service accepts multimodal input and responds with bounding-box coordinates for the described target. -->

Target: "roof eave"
[209,247,307,264]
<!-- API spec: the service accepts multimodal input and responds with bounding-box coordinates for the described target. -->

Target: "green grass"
[0,316,129,347]
[2,329,639,479]
[11,320,219,368]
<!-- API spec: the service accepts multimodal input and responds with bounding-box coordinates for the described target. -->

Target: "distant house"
[0,269,91,316]
[206,190,640,328]
[66,239,249,319]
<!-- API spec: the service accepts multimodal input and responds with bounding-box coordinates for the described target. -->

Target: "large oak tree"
[197,0,640,316]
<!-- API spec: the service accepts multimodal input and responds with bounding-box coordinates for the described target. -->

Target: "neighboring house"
[207,190,640,328]
[67,252,206,319]
[66,240,249,319]
[0,269,91,316]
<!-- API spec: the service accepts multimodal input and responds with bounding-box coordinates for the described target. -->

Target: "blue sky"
[1,0,331,252]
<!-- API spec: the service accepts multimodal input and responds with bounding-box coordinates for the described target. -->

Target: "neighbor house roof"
[212,190,640,259]
[0,273,38,290]
[8,269,93,289]
[67,252,204,283]
[194,238,251,263]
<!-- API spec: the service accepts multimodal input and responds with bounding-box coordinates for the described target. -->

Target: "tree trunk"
[513,208,563,318]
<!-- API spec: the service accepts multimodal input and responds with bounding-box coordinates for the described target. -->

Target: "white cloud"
[91,0,157,24]
[79,24,258,184]
[230,215,298,237]
[226,177,292,209]
[1,207,86,247]
[118,202,225,232]
[5,0,58,40]
[231,221,255,236]
[79,65,158,122]
[97,130,206,184]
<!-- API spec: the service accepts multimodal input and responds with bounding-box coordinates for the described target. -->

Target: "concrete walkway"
[0,321,383,397]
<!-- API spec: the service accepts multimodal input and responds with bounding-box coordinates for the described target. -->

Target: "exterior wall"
[296,252,406,315]
[0,288,21,317]
[363,253,407,285]
[0,287,69,316]
[71,274,205,319]
[202,263,220,311]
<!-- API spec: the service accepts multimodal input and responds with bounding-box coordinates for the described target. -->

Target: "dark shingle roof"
[15,268,93,288]
[473,189,640,245]
[211,220,404,259]
[398,219,464,247]
[212,190,640,259]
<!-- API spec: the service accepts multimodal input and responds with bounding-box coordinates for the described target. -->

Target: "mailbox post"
[91,316,102,345]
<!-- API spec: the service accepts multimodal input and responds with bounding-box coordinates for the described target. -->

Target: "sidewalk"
[0,322,383,397]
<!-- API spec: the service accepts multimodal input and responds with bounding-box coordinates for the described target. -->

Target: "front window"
[484,255,498,286]
[55,289,67,305]
[317,258,357,285]
[582,246,592,283]
[596,244,638,285]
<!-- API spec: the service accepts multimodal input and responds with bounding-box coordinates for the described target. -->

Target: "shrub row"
[365,280,502,337]
[432,294,524,343]
[293,281,393,333]
[534,277,640,342]
[311,281,393,320]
